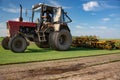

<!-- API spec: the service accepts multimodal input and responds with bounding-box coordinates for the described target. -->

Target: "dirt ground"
[0,53,120,80]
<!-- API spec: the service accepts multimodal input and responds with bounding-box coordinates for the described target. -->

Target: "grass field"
[0,42,120,65]
[0,37,3,42]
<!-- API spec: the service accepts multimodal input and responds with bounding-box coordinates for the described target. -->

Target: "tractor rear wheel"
[49,30,72,51]
[1,37,10,50]
[9,35,27,53]
[49,32,57,50]
[35,42,49,48]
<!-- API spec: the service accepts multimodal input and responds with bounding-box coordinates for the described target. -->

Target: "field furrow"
[0,53,120,80]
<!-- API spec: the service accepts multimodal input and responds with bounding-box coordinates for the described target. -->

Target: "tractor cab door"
[32,8,41,23]
[32,7,43,32]
[53,7,62,31]
[53,7,72,31]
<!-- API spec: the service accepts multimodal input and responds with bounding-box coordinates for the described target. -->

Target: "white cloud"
[62,6,72,9]
[102,18,110,22]
[76,25,83,29]
[49,0,60,7]
[109,14,116,17]
[90,26,95,29]
[82,23,88,26]
[83,1,100,11]
[100,2,120,9]
[72,26,120,38]
[49,0,71,9]
[12,18,19,21]
[70,23,120,38]
[11,18,27,22]
[2,3,25,13]
[2,7,20,13]
[83,1,120,11]
[0,29,7,37]
[0,22,6,29]
[98,26,107,30]
[0,22,7,37]
[89,26,107,30]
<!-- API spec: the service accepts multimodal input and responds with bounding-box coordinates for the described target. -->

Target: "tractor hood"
[7,20,36,37]
[7,21,36,27]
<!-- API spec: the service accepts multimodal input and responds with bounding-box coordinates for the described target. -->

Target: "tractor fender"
[54,24,70,32]
[54,24,60,31]
[13,33,29,46]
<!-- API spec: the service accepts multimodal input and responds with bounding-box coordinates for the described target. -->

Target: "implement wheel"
[9,35,27,53]
[2,37,10,50]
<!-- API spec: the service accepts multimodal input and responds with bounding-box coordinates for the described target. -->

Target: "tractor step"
[37,31,46,42]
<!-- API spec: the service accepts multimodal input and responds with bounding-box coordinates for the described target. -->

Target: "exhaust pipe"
[19,4,23,22]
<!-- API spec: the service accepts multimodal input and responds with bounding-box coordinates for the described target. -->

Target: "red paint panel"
[8,21,36,27]
[7,21,36,36]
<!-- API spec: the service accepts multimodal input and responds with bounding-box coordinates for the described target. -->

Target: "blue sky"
[0,0,120,38]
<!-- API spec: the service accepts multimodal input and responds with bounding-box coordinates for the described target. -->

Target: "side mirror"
[65,12,67,14]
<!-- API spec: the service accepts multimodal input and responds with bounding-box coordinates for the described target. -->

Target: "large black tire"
[9,35,27,53]
[35,42,49,48]
[1,37,10,50]
[49,30,72,51]
[49,32,58,50]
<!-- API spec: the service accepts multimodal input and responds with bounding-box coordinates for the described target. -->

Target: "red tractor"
[2,3,72,53]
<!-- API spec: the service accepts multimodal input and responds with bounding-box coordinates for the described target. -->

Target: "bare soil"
[0,53,120,80]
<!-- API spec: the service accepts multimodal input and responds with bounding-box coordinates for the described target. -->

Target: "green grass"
[0,37,3,42]
[0,43,120,65]
[99,38,120,41]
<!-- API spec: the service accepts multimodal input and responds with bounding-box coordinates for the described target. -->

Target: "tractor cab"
[32,3,72,31]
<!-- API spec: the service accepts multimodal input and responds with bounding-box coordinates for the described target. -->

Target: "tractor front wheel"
[9,35,27,53]
[2,37,10,50]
